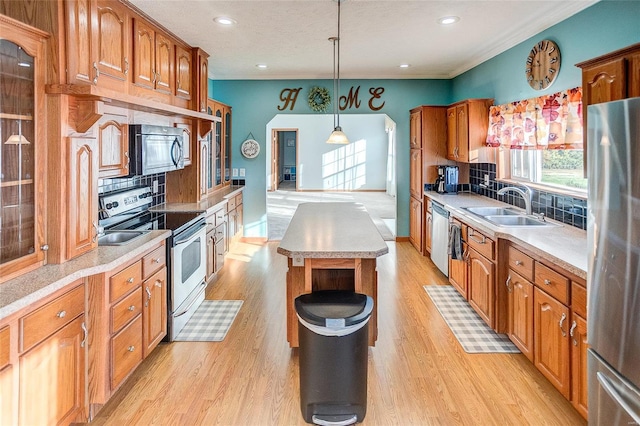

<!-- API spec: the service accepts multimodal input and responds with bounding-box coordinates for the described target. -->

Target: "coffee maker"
[435,165,459,194]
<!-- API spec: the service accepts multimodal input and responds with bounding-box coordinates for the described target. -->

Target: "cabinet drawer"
[227,197,237,211]
[214,207,227,225]
[508,246,534,282]
[110,261,143,303]
[111,288,143,334]
[0,326,9,369]
[534,262,569,305]
[572,282,587,318]
[466,227,495,260]
[111,314,143,391]
[142,245,166,279]
[235,193,243,205]
[215,223,225,242]
[20,284,85,352]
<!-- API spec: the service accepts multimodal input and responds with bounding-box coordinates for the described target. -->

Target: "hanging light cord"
[336,0,342,130]
[332,37,337,129]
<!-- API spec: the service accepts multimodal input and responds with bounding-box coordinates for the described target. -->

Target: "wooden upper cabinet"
[65,0,98,85]
[98,114,129,178]
[67,138,99,260]
[175,44,192,100]
[96,0,130,86]
[446,99,492,163]
[133,19,175,95]
[154,32,174,95]
[65,0,130,90]
[577,43,640,176]
[409,109,422,149]
[195,48,210,113]
[133,18,156,90]
[409,148,422,199]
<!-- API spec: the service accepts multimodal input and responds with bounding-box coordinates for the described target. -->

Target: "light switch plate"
[484,174,490,186]
[239,168,246,177]
[232,168,239,177]
[293,256,304,267]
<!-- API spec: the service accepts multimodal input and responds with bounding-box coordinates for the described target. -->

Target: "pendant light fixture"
[326,0,349,144]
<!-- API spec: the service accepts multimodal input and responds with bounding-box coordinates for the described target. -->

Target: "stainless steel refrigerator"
[587,97,640,424]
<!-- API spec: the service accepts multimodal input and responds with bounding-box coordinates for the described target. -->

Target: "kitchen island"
[277,202,389,347]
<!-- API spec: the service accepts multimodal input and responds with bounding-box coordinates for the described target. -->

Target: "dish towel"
[448,223,463,260]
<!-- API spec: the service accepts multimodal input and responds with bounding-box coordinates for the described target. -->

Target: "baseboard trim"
[395,236,410,242]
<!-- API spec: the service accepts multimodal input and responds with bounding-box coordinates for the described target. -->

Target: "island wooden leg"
[286,258,306,347]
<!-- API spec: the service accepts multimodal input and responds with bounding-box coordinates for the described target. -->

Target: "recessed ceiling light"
[399,64,411,68]
[256,64,267,69]
[438,16,460,25]
[214,16,236,25]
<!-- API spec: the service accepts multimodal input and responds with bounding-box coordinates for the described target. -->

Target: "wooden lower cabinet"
[571,313,589,419]
[19,315,86,425]
[409,196,423,253]
[468,247,495,326]
[87,242,167,417]
[143,268,167,357]
[534,287,570,399]
[507,269,534,362]
[448,219,467,298]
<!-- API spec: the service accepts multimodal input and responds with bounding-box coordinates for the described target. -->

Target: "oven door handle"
[174,222,206,245]
[172,281,207,318]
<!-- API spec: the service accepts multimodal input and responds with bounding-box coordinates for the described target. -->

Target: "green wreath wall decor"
[308,86,331,113]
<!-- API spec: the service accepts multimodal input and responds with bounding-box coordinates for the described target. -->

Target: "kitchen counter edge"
[0,230,172,320]
[425,192,587,279]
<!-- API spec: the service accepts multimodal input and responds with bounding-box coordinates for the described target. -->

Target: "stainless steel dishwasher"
[430,201,449,276]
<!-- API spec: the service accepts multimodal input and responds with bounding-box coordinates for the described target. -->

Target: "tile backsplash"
[468,163,587,230]
[98,173,166,207]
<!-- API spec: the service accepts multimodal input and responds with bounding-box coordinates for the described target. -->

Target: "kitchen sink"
[98,230,150,246]
[463,206,521,216]
[483,215,558,227]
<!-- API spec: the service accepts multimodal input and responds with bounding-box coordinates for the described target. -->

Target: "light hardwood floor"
[88,241,586,425]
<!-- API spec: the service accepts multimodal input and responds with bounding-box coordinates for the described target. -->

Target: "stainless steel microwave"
[129,124,184,176]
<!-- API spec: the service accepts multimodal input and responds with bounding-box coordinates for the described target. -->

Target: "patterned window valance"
[486,87,583,150]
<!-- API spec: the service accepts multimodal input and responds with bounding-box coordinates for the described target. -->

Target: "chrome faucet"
[497,185,533,215]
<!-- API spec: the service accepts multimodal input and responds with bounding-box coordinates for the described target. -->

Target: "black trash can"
[295,290,374,425]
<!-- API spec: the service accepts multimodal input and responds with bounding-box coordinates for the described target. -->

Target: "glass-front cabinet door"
[0,17,47,281]
[224,107,231,183]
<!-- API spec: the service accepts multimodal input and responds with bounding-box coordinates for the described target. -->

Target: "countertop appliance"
[435,165,459,194]
[587,97,640,425]
[430,201,449,276]
[129,124,184,176]
[99,187,207,342]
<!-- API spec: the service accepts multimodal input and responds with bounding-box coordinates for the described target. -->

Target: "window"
[509,149,587,192]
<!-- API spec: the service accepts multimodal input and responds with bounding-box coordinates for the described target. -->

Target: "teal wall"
[210,79,451,238]
[451,1,640,103]
[211,0,639,239]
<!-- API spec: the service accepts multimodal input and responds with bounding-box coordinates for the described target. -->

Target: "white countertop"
[424,191,587,279]
[151,185,244,215]
[0,230,171,320]
[277,202,389,259]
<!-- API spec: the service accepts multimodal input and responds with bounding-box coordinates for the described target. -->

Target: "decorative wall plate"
[241,139,260,158]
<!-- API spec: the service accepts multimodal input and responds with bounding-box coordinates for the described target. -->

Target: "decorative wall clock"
[241,139,260,158]
[525,39,561,90]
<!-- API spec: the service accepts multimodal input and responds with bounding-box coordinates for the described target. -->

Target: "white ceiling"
[128,0,598,80]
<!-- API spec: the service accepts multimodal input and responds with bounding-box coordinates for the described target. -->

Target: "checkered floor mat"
[175,300,243,342]
[424,286,520,354]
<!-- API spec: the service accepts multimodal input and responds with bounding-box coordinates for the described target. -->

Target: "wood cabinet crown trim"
[576,42,640,68]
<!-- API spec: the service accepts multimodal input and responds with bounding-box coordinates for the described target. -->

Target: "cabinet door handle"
[559,313,567,337]
[128,305,135,312]
[515,260,523,266]
[92,62,100,84]
[155,257,162,264]
[56,310,66,318]
[127,277,134,284]
[570,320,578,345]
[41,244,49,251]
[124,58,129,75]
[544,279,552,286]
[124,151,130,165]
[128,346,135,352]
[92,221,99,243]
[145,287,152,307]
[506,275,512,293]
[81,322,88,348]
[597,372,640,424]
